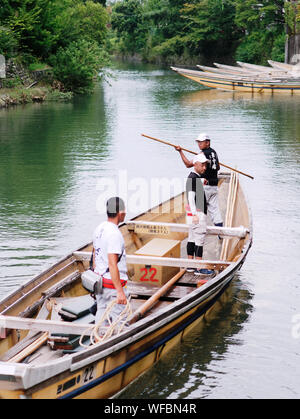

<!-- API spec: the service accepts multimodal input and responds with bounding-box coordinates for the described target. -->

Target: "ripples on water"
[0,62,300,398]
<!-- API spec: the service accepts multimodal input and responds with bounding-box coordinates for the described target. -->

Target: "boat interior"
[0,172,251,367]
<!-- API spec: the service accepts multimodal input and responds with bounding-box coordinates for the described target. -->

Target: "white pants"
[186,211,207,246]
[95,286,130,326]
[204,185,223,225]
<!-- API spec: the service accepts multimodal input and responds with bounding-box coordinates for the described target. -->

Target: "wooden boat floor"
[18,270,216,366]
[22,343,64,365]
[128,281,196,300]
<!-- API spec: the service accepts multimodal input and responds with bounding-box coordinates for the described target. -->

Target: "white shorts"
[204,185,223,225]
[186,211,207,247]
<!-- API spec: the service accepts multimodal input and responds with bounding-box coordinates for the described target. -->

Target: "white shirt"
[93,221,128,280]
[188,170,205,216]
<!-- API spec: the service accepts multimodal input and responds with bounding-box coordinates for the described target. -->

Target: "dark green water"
[0,62,300,398]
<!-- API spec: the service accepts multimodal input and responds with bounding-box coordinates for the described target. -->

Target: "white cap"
[193,153,209,164]
[196,132,210,142]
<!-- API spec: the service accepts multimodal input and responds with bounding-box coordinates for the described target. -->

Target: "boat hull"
[0,178,252,399]
[0,265,243,399]
[172,67,300,94]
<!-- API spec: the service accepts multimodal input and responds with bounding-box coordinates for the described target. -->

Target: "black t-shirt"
[201,147,220,186]
[186,172,207,214]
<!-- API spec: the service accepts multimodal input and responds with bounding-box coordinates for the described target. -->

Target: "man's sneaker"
[194,268,214,276]
[186,267,196,273]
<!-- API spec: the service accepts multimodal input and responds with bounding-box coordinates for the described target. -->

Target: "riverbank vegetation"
[1,0,300,102]
[0,0,109,102]
[110,0,291,65]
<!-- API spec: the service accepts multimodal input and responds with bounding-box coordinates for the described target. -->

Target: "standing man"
[176,132,223,229]
[186,153,212,275]
[93,197,130,326]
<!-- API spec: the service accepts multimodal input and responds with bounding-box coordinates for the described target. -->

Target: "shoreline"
[0,85,73,109]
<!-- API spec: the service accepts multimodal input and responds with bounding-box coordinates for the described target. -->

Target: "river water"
[0,62,299,399]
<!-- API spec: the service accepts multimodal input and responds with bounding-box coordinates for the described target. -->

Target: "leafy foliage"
[49,39,109,93]
[0,0,109,92]
[0,0,298,91]
[110,0,292,65]
[111,0,146,53]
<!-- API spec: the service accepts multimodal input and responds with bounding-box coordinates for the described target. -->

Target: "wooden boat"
[213,62,259,74]
[197,64,289,79]
[171,65,300,94]
[0,171,252,399]
[268,60,295,71]
[236,61,275,72]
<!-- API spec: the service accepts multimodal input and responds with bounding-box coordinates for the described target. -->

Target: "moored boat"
[236,61,274,72]
[0,171,252,399]
[171,65,300,94]
[267,60,295,71]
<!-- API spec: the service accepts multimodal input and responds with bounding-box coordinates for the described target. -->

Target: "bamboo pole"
[141,133,254,180]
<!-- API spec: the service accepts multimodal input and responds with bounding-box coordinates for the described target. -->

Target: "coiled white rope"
[79,298,132,348]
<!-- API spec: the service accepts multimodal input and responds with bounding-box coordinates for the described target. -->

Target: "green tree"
[111,0,146,53]
[180,0,239,56]
[141,0,186,57]
[56,0,108,47]
[234,0,285,64]
[0,0,110,92]
[0,27,19,58]
[49,39,109,93]
[0,0,72,57]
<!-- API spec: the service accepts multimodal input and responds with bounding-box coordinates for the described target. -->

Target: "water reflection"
[0,89,110,221]
[0,88,110,290]
[118,275,253,399]
[0,62,300,398]
[179,88,300,156]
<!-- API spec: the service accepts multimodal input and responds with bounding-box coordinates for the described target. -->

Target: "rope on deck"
[79,298,132,347]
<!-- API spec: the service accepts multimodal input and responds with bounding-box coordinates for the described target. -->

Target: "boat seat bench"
[126,221,249,238]
[73,251,231,271]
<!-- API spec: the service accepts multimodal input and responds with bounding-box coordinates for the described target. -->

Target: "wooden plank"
[127,221,248,238]
[0,315,94,336]
[127,255,230,271]
[0,332,42,362]
[176,272,206,286]
[27,300,50,339]
[19,271,81,319]
[73,252,231,271]
[128,282,193,300]
[8,332,49,363]
[0,301,50,361]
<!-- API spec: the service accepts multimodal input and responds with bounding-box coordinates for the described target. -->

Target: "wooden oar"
[128,269,186,324]
[141,133,254,180]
